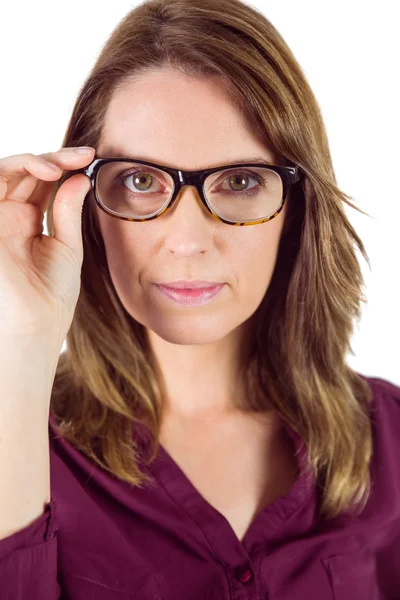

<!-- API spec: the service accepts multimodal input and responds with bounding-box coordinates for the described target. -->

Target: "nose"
[162,184,216,256]
[167,183,214,225]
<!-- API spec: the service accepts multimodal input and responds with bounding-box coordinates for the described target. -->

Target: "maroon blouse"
[0,374,399,599]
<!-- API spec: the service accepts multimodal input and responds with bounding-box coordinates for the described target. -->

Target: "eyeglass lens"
[95,161,283,223]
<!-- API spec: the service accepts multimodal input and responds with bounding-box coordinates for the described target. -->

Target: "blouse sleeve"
[0,497,60,599]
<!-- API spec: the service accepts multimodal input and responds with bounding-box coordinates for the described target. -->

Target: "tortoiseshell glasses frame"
[76,156,303,226]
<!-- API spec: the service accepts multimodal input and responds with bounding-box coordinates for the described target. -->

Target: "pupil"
[230,174,247,189]
[136,174,151,189]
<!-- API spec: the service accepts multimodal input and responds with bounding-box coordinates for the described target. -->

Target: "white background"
[0,1,399,385]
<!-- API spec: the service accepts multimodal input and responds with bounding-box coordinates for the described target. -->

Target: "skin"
[95,67,289,423]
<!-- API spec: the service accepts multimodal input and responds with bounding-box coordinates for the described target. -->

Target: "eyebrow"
[97,149,275,167]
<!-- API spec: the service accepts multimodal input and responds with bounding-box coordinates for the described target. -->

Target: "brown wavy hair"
[46,0,375,521]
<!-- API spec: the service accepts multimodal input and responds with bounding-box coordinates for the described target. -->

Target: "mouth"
[154,282,225,306]
[155,280,223,289]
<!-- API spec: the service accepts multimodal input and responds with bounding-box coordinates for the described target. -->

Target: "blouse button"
[234,566,253,583]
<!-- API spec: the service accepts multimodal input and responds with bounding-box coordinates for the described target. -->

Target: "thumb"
[52,174,92,258]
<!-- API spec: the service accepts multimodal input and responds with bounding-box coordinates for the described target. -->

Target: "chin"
[143,313,239,346]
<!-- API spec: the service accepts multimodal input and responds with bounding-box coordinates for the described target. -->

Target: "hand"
[0,147,95,345]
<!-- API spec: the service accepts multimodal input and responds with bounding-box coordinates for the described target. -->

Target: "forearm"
[0,342,60,540]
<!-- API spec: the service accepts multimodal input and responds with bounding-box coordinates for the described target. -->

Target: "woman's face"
[95,67,288,348]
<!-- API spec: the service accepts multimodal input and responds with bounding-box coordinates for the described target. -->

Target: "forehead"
[98,68,277,170]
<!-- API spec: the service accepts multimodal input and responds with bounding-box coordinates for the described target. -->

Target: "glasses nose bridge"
[173,168,205,202]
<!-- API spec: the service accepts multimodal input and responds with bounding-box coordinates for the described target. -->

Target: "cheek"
[233,217,284,289]
[240,240,279,301]
[239,230,284,318]
[105,236,150,294]
[97,209,151,270]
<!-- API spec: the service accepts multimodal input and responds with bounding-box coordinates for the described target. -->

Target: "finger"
[0,152,63,186]
[0,156,59,204]
[0,148,95,182]
[5,173,40,205]
[52,173,92,258]
[27,175,65,217]
[29,149,95,215]
[0,176,8,201]
[39,147,95,165]
[0,149,95,213]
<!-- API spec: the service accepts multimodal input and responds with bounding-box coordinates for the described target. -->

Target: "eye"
[119,169,166,193]
[224,172,261,192]
[210,169,267,195]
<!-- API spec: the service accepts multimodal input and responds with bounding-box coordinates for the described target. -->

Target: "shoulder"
[359,373,400,446]
[361,374,400,408]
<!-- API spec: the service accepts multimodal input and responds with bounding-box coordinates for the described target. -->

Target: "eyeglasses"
[78,157,303,226]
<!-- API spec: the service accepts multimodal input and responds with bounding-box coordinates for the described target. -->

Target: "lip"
[156,280,223,289]
[154,283,225,306]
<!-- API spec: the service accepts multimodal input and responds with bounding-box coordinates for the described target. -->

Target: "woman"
[0,0,399,598]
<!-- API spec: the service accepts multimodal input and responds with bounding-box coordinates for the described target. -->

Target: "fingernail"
[74,147,93,155]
